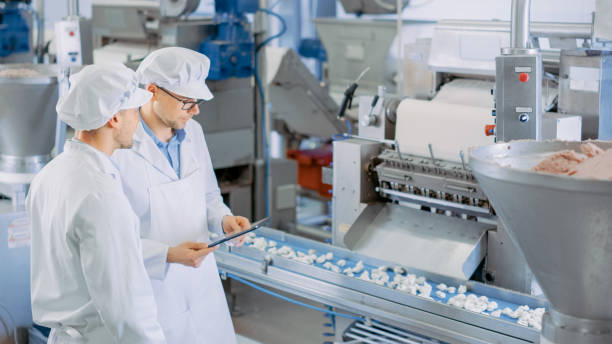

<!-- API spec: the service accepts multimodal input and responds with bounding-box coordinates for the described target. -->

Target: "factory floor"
[228,279,354,344]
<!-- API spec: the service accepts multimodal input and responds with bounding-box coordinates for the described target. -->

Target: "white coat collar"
[64,139,121,180]
[131,122,198,180]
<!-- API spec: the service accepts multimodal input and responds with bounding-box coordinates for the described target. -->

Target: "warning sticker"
[8,217,31,248]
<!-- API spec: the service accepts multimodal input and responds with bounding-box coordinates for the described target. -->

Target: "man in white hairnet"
[27,64,167,343]
[111,47,250,343]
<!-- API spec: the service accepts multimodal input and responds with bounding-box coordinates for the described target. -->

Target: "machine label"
[569,67,600,92]
[7,217,30,248]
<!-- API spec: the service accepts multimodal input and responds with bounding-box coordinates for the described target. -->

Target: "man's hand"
[167,241,217,268]
[222,215,251,247]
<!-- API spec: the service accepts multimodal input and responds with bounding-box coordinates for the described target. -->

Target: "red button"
[519,72,529,83]
[69,31,74,37]
[484,124,496,136]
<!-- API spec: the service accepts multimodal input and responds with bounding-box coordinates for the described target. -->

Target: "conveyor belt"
[215,227,548,344]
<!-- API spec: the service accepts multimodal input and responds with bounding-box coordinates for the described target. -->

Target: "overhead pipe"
[511,0,531,49]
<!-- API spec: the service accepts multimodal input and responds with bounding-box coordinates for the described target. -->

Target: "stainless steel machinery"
[0,63,60,344]
[470,140,612,344]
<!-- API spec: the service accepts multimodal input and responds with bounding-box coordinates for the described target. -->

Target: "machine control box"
[494,53,542,141]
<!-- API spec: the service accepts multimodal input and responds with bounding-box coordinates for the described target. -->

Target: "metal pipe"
[511,0,531,49]
[67,0,79,18]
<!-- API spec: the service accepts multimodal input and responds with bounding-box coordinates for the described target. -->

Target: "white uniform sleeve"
[141,238,170,280]
[74,192,166,344]
[200,134,232,235]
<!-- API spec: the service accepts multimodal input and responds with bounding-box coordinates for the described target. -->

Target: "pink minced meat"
[532,150,585,174]
[568,149,612,179]
[580,142,604,158]
[532,143,612,180]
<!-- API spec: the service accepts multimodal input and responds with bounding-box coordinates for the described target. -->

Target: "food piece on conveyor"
[490,310,502,318]
[371,268,390,284]
[532,150,585,174]
[393,266,406,275]
[315,254,327,264]
[415,276,426,285]
[463,294,488,313]
[308,249,316,255]
[457,285,467,294]
[417,282,432,298]
[436,283,447,291]
[435,291,446,299]
[352,260,364,274]
[359,271,370,281]
[337,259,347,267]
[447,294,467,308]
[252,237,268,251]
[268,240,277,247]
[446,286,456,294]
[323,261,340,273]
[486,301,498,312]
[325,252,334,260]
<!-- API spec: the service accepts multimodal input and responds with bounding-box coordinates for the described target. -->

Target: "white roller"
[395,98,494,163]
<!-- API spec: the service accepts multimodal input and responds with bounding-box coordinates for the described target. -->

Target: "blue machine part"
[0,2,30,57]
[298,38,327,62]
[198,0,259,80]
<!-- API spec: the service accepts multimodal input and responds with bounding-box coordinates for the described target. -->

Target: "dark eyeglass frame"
[157,86,204,111]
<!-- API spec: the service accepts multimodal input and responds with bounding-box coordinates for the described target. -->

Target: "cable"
[253,8,287,217]
[331,119,352,141]
[227,272,364,322]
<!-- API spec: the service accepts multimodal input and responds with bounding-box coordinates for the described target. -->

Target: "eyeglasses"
[157,86,204,111]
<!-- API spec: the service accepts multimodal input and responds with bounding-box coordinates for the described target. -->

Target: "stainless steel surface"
[159,19,216,50]
[315,18,433,96]
[594,0,612,42]
[92,3,160,44]
[486,222,533,294]
[374,149,491,215]
[541,112,582,141]
[338,0,409,15]
[160,0,200,18]
[343,321,444,344]
[67,0,79,17]
[470,140,612,343]
[216,227,546,343]
[205,129,254,169]
[495,52,543,141]
[269,158,297,231]
[0,64,59,175]
[194,78,255,169]
[511,0,532,49]
[433,20,592,39]
[331,139,381,247]
[558,49,612,140]
[429,20,590,76]
[0,201,31,344]
[268,49,346,138]
[357,95,395,141]
[343,203,491,280]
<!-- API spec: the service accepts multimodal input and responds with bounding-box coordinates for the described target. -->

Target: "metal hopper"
[470,140,612,344]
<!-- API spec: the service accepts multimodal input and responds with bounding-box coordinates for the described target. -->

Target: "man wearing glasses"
[112,47,250,343]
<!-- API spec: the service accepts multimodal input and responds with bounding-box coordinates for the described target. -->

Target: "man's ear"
[146,84,158,99]
[106,113,121,129]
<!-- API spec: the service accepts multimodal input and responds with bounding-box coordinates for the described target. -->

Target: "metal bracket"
[261,255,273,274]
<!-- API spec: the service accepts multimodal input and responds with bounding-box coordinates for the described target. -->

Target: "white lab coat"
[111,119,236,344]
[26,140,166,344]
